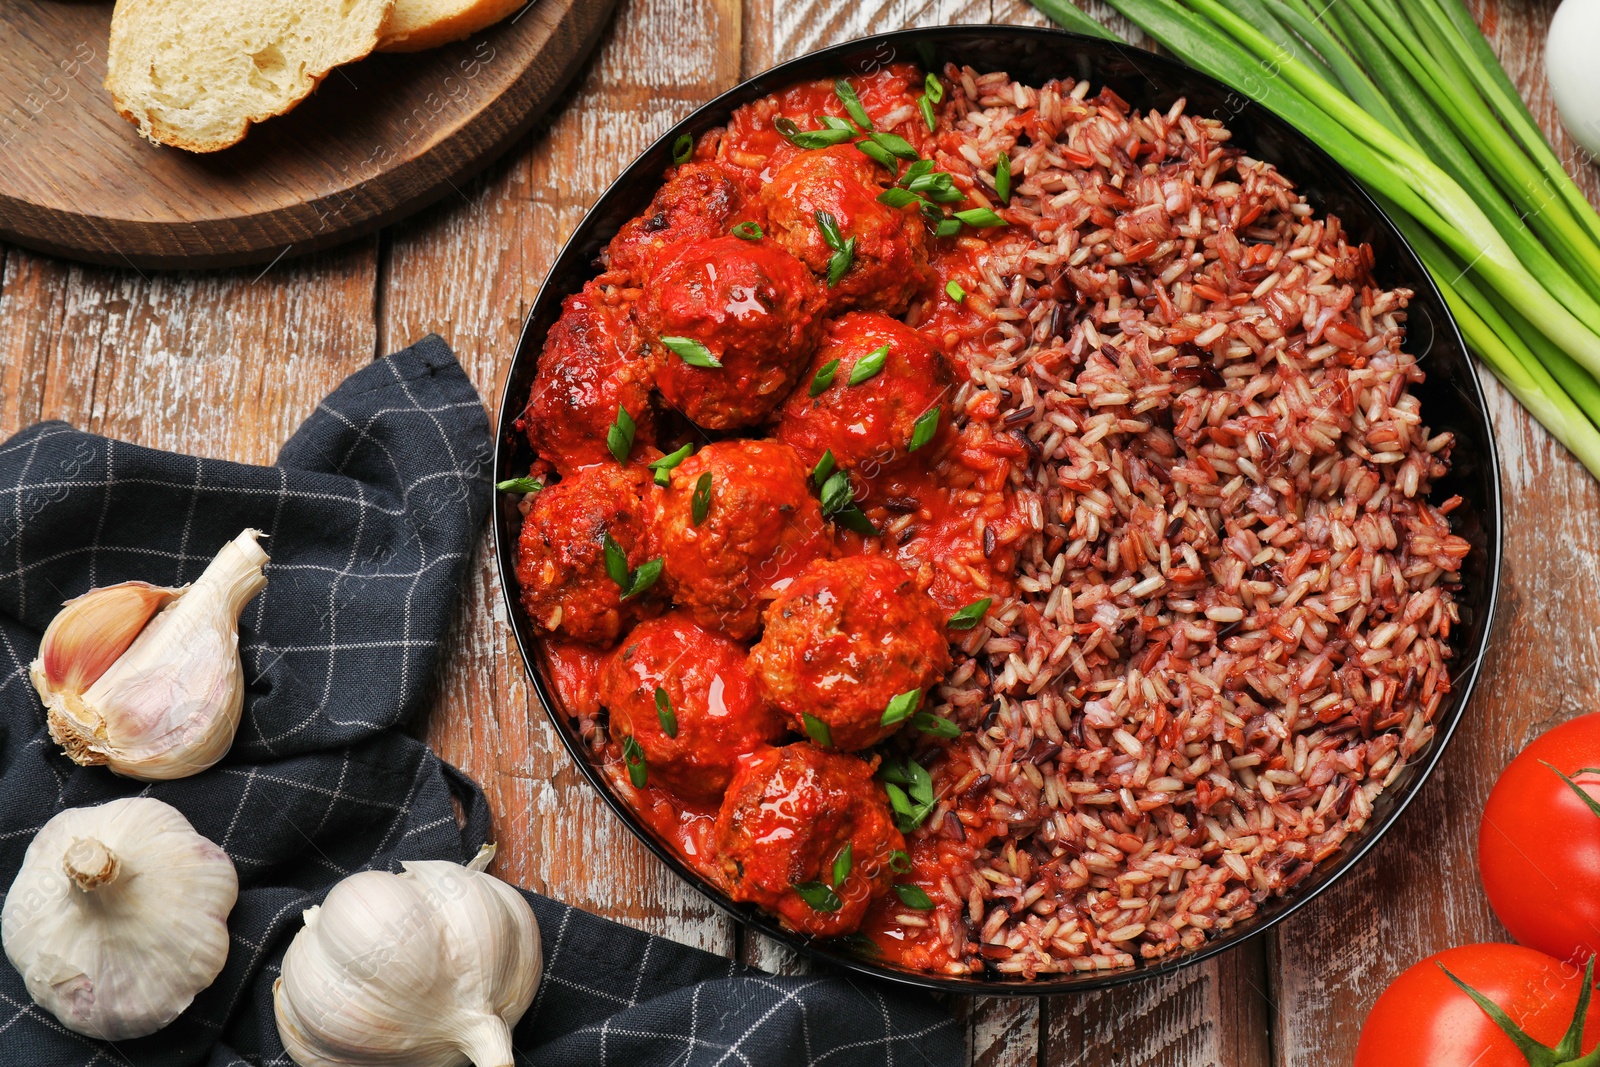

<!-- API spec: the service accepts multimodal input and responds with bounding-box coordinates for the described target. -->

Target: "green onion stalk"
[1027,0,1600,478]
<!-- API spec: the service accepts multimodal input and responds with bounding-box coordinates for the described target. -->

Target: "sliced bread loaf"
[106,0,395,153]
[377,0,525,52]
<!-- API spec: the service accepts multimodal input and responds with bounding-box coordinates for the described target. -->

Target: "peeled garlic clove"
[30,529,268,781]
[1,797,238,1041]
[274,845,542,1067]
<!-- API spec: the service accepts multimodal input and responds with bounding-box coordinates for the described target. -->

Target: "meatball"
[655,439,829,640]
[774,311,955,476]
[606,162,750,284]
[715,743,905,937]
[641,236,824,430]
[760,145,932,316]
[750,555,952,751]
[517,287,654,474]
[514,464,658,647]
[600,612,787,803]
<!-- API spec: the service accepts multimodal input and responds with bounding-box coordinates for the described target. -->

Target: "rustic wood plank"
[1269,1,1600,1064]
[0,245,376,458]
[1043,941,1271,1067]
[389,0,745,951]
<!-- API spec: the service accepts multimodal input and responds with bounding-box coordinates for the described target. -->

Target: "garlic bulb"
[30,528,268,780]
[1548,0,1600,158]
[2,797,238,1040]
[275,845,542,1067]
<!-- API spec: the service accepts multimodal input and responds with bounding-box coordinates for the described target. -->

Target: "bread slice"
[106,0,395,153]
[377,0,525,52]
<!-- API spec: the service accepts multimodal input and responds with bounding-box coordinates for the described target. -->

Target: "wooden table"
[0,1,1588,1062]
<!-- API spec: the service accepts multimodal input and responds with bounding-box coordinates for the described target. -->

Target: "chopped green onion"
[906,170,963,204]
[648,443,693,486]
[848,344,888,385]
[924,71,945,104]
[899,159,935,187]
[623,558,662,600]
[909,406,940,451]
[655,687,678,738]
[934,218,961,238]
[945,280,965,302]
[606,404,636,464]
[817,114,854,133]
[603,532,661,600]
[802,712,833,747]
[834,78,874,131]
[833,507,881,537]
[774,116,853,149]
[876,187,923,210]
[602,532,629,589]
[947,597,993,630]
[815,210,856,287]
[809,358,841,397]
[866,130,919,160]
[496,476,542,493]
[819,470,853,516]
[894,884,936,910]
[672,132,693,164]
[811,448,837,487]
[622,735,647,788]
[817,465,879,535]
[918,94,937,131]
[856,138,898,174]
[827,239,856,288]
[816,212,846,252]
[691,472,712,525]
[883,782,917,828]
[995,151,1011,203]
[889,849,912,874]
[831,842,853,887]
[879,756,936,831]
[660,335,722,368]
[880,688,922,727]
[793,880,843,912]
[902,158,934,187]
[732,221,763,240]
[912,711,961,738]
[955,207,1006,228]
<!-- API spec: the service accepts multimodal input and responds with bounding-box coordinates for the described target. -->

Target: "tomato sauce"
[543,641,603,718]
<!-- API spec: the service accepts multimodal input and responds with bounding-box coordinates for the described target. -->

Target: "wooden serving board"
[0,0,616,269]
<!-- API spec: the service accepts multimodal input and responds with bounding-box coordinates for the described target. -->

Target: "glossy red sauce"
[543,641,603,717]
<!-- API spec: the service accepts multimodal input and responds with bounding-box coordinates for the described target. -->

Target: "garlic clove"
[274,848,542,1067]
[36,582,183,693]
[30,529,268,781]
[1,797,238,1041]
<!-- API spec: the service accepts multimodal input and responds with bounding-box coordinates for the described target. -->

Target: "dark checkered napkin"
[0,336,960,1066]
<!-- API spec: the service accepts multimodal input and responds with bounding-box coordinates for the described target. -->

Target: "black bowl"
[492,25,1503,994]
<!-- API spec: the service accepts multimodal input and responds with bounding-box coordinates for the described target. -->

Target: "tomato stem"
[1438,955,1600,1067]
[1543,761,1600,823]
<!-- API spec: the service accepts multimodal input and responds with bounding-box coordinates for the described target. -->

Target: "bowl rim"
[492,23,1504,996]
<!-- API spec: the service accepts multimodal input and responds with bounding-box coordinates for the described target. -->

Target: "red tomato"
[1479,713,1600,964]
[1355,944,1600,1066]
